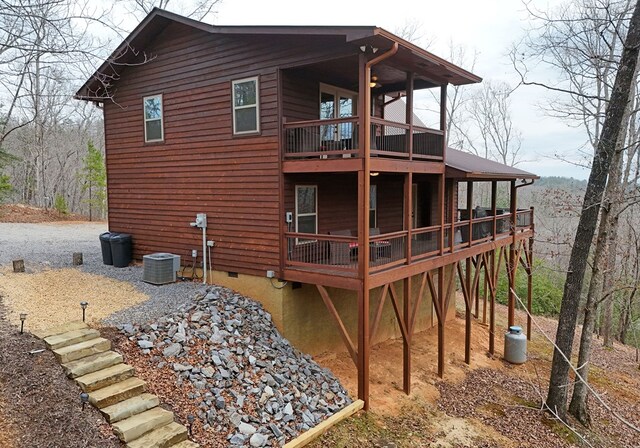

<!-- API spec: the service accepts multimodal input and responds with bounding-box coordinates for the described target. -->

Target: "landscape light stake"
[80,392,89,411]
[19,313,27,334]
[80,301,88,322]
[187,415,194,436]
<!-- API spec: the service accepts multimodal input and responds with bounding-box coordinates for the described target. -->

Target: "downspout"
[362,42,399,274]
[358,42,398,410]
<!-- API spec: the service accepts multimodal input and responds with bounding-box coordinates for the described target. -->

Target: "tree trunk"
[567,101,629,425]
[546,0,640,420]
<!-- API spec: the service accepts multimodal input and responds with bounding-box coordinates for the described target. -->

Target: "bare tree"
[457,80,522,166]
[118,0,221,22]
[545,0,640,421]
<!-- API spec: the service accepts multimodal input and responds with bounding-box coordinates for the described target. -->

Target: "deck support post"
[403,276,412,394]
[488,251,496,355]
[527,207,534,340]
[357,286,370,409]
[508,180,517,328]
[437,267,445,378]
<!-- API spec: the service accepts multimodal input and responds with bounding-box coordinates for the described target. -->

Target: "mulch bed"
[0,303,122,448]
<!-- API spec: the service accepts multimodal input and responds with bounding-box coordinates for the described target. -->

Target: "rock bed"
[120,286,352,447]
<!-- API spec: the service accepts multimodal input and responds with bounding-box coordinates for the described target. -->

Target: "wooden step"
[172,440,200,448]
[76,363,135,392]
[37,321,88,339]
[44,328,100,350]
[113,407,174,442]
[101,393,160,423]
[89,377,146,409]
[53,337,111,364]
[62,351,124,379]
[126,422,188,448]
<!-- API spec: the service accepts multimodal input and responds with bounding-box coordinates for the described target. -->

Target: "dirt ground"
[0,203,90,223]
[0,304,123,448]
[310,299,640,447]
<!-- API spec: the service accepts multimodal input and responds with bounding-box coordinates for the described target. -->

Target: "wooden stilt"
[403,276,411,394]
[527,236,534,340]
[488,251,496,355]
[457,262,472,364]
[357,287,370,409]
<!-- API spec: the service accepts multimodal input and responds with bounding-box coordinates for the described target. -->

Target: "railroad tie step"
[76,363,135,392]
[112,407,174,443]
[37,321,88,339]
[125,421,189,448]
[89,377,147,409]
[39,323,199,448]
[62,350,124,379]
[101,393,160,423]
[44,328,101,350]
[52,337,111,364]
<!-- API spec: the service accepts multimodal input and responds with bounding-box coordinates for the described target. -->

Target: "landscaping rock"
[120,285,352,446]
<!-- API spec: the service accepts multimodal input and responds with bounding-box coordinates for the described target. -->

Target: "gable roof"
[446,148,538,180]
[76,8,481,101]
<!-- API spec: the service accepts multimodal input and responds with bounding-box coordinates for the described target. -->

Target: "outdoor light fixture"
[80,392,89,411]
[187,414,195,436]
[80,301,88,322]
[19,313,27,334]
[369,75,381,88]
[370,172,379,177]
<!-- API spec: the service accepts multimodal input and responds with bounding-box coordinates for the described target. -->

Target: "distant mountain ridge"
[534,176,588,191]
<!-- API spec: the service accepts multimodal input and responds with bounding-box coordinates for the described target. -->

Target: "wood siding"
[104,22,353,276]
[284,173,437,234]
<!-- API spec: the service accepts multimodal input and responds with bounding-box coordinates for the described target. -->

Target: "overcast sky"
[213,0,590,179]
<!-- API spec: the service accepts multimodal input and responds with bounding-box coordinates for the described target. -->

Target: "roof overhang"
[445,148,539,181]
[75,8,482,102]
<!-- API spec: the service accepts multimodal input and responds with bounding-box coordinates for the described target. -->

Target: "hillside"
[309,299,640,447]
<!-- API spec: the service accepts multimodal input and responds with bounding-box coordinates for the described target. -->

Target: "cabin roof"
[446,148,538,180]
[76,8,481,101]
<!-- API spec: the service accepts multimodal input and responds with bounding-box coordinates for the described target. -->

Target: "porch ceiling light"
[370,172,380,176]
[370,75,381,88]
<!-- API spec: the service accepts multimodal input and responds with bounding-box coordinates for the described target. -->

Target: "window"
[370,184,377,228]
[319,84,357,142]
[143,95,163,142]
[232,77,259,134]
[295,185,317,243]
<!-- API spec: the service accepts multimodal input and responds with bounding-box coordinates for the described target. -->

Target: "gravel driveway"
[0,221,200,326]
[0,221,107,267]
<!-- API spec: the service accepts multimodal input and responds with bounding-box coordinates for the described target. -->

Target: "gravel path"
[0,222,200,326]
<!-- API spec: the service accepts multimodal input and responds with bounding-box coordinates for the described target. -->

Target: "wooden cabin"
[76,8,538,408]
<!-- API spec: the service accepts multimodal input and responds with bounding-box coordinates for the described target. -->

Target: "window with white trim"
[143,95,164,142]
[232,77,260,134]
[295,185,317,242]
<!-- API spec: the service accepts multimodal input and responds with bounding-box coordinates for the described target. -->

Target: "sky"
[213,0,591,179]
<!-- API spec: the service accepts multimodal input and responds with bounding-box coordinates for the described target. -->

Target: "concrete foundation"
[208,267,456,355]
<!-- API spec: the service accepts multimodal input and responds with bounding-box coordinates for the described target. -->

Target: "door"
[320,84,357,143]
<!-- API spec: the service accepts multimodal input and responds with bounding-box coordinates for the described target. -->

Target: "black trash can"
[110,233,132,268]
[99,232,115,265]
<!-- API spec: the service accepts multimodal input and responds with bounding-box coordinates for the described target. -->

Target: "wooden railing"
[283,117,444,160]
[283,117,360,159]
[284,210,534,275]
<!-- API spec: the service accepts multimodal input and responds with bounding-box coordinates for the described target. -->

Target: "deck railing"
[283,117,444,160]
[284,209,534,275]
[283,117,360,159]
